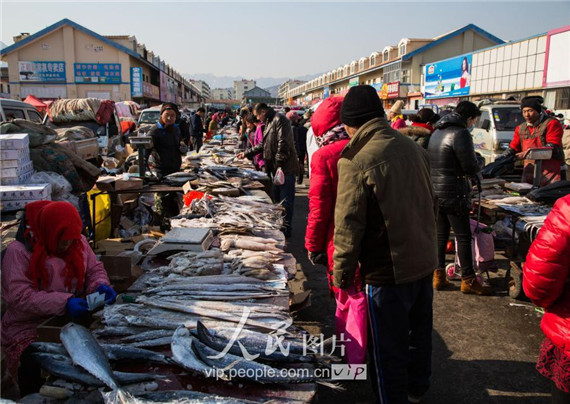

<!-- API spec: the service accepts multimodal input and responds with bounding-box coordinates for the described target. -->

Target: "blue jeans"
[367,275,433,404]
[272,174,295,236]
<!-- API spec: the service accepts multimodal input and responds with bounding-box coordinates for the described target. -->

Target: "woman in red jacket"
[523,194,570,402]
[305,96,353,294]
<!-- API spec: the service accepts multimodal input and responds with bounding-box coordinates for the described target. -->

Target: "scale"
[146,227,214,255]
[524,147,553,188]
[129,136,153,181]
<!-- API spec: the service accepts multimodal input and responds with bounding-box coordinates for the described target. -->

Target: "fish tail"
[316,380,345,391]
[101,389,135,404]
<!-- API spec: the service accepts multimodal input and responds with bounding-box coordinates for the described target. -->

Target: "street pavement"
[287,183,551,404]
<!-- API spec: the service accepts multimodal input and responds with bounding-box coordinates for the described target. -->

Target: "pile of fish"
[147,250,224,277]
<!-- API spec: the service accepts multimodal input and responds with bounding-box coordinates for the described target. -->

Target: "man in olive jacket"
[333,85,437,404]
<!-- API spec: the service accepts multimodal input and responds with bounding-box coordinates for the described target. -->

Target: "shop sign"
[349,77,360,87]
[74,63,121,83]
[387,82,400,99]
[424,54,472,99]
[143,82,160,99]
[130,68,143,97]
[323,86,330,99]
[379,83,389,100]
[18,61,66,82]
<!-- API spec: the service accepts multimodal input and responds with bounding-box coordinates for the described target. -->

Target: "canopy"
[23,94,47,111]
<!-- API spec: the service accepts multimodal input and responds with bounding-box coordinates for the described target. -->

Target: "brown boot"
[433,268,450,290]
[461,275,493,295]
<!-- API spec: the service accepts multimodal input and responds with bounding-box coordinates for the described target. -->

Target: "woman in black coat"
[428,101,492,295]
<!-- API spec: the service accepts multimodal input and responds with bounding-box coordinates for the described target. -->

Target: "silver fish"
[60,323,121,392]
[120,329,173,343]
[136,390,257,403]
[170,326,211,376]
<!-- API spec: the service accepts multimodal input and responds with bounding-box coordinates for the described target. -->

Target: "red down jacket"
[305,138,349,292]
[523,194,570,355]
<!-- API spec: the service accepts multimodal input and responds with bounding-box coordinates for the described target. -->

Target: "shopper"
[333,85,438,404]
[388,100,407,129]
[305,96,350,294]
[428,101,492,295]
[190,107,206,152]
[1,201,115,396]
[523,194,570,403]
[399,108,438,149]
[286,111,308,184]
[238,103,298,237]
[503,96,564,186]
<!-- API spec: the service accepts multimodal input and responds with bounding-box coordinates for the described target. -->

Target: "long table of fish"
[29,126,339,404]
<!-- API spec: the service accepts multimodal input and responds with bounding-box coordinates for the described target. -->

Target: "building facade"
[286,24,503,110]
[0,19,203,107]
[190,80,211,100]
[278,79,306,104]
[212,88,232,100]
[233,79,256,101]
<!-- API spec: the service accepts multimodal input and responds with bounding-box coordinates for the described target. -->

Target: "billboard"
[131,67,143,97]
[18,61,66,82]
[424,54,472,99]
[323,86,330,99]
[74,63,121,84]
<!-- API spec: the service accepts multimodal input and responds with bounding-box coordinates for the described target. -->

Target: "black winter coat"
[148,123,183,178]
[427,112,480,214]
[190,113,204,138]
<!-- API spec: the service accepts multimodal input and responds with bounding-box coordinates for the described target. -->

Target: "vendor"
[503,96,564,186]
[1,201,116,396]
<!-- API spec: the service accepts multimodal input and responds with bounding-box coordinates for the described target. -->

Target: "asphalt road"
[287,183,550,404]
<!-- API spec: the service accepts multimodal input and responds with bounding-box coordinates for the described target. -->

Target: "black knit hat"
[160,102,180,117]
[520,96,542,113]
[340,85,384,127]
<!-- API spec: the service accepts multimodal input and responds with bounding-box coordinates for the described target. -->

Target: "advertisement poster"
[424,54,472,99]
[349,77,360,87]
[323,86,330,99]
[18,61,66,82]
[74,63,121,83]
[387,82,400,99]
[131,67,143,97]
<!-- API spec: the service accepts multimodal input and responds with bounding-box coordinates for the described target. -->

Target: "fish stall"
[23,126,340,403]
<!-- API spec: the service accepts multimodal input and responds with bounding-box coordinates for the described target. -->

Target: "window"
[555,87,570,109]
[27,110,43,123]
[384,50,389,61]
[371,55,376,66]
[401,69,409,83]
[399,43,406,56]
[3,108,25,121]
[350,64,355,74]
[476,110,491,129]
[359,61,364,70]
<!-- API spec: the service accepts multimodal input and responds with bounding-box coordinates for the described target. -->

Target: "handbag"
[335,287,368,365]
[273,167,285,186]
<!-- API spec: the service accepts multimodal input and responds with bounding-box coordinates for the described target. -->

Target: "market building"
[190,80,211,100]
[211,88,232,100]
[278,79,306,104]
[423,25,570,112]
[286,24,503,109]
[0,19,203,107]
[242,86,277,105]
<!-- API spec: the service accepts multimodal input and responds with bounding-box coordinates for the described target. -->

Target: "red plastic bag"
[335,288,368,365]
[183,191,211,207]
[95,100,115,125]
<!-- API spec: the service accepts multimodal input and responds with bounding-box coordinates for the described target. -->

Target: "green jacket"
[333,117,438,287]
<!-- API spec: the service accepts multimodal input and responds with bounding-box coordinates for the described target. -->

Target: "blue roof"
[402,24,504,61]
[0,18,141,60]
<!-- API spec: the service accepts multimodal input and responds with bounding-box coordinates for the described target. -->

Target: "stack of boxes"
[0,133,51,212]
[0,134,34,185]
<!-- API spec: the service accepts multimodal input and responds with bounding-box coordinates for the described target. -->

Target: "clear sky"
[2,1,569,79]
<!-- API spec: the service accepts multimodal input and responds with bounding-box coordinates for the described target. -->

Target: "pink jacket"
[253,122,265,169]
[391,117,407,130]
[1,236,110,376]
[305,139,350,292]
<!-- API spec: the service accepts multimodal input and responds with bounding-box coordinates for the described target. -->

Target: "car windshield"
[493,107,523,131]
[139,111,160,124]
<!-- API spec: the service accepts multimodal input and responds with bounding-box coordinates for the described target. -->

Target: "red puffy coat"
[523,194,570,355]
[305,138,349,292]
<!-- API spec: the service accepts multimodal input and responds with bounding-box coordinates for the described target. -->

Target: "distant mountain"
[183,72,321,91]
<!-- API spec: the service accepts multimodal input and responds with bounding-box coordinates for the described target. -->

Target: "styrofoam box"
[0,169,34,185]
[0,148,29,160]
[0,160,34,177]
[0,134,29,149]
[0,157,31,169]
[0,198,50,212]
[0,183,52,201]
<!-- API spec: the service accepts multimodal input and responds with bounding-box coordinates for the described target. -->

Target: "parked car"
[137,107,161,126]
[471,100,523,164]
[0,98,43,123]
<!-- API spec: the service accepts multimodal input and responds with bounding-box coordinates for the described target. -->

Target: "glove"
[179,143,188,154]
[96,284,117,304]
[501,148,516,158]
[66,297,88,318]
[308,251,328,266]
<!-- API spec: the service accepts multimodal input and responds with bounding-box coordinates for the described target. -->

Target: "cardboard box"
[0,169,34,186]
[60,138,99,160]
[0,197,50,212]
[0,134,29,149]
[101,255,133,279]
[115,177,144,191]
[0,148,28,160]
[0,157,31,169]
[0,183,52,201]
[1,160,34,177]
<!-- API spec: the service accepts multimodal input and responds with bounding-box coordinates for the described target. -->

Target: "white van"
[471,101,523,165]
[0,98,43,123]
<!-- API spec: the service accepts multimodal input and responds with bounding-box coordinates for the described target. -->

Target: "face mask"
[468,124,475,133]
